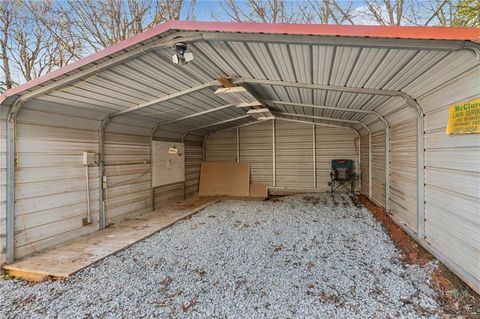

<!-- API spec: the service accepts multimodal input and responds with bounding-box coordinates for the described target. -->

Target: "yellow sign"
[446,99,480,134]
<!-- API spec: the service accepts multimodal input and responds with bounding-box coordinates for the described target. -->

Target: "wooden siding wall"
[205,120,358,191]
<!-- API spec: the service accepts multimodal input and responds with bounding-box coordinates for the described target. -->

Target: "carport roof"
[2,21,479,138]
[2,21,479,104]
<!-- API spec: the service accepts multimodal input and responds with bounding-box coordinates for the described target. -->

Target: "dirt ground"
[358,194,480,318]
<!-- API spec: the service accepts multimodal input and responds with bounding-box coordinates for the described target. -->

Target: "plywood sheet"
[199,162,250,196]
[249,183,268,198]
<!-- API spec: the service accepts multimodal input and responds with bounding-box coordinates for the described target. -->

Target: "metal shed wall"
[205,119,358,191]
[205,130,237,162]
[104,131,151,225]
[389,117,418,233]
[275,121,314,189]
[360,135,370,196]
[5,99,199,260]
[239,120,274,186]
[371,130,386,207]
[419,60,480,291]
[12,100,100,258]
[0,107,7,265]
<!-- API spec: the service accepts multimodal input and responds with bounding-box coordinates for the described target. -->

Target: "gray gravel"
[0,193,442,318]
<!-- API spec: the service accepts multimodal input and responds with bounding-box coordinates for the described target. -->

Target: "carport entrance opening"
[0,21,479,298]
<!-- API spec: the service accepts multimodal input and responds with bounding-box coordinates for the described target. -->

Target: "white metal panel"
[239,120,274,185]
[205,129,237,162]
[184,142,202,197]
[0,106,7,265]
[421,66,480,293]
[104,132,151,225]
[14,110,100,258]
[275,121,313,188]
[371,130,386,207]
[389,117,417,233]
[360,135,369,196]
[151,141,185,187]
[152,142,201,207]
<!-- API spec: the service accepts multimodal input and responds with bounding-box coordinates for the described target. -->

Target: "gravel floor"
[1,193,442,318]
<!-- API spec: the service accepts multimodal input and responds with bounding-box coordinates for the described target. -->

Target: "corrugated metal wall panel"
[360,135,369,196]
[316,126,357,191]
[185,142,202,197]
[205,129,236,162]
[275,121,313,188]
[239,121,273,185]
[154,182,183,208]
[104,132,151,225]
[389,118,417,233]
[0,106,7,265]
[371,130,386,207]
[13,105,100,258]
[420,64,480,292]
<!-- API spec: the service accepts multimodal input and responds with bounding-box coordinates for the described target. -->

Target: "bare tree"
[0,0,15,91]
[359,0,406,25]
[58,0,196,52]
[10,1,81,82]
[300,0,357,24]
[216,0,302,23]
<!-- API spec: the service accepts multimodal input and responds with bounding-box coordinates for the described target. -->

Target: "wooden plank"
[3,196,220,281]
[249,183,268,198]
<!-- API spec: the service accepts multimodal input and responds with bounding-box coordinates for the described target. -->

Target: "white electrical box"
[82,152,96,165]
[152,141,185,187]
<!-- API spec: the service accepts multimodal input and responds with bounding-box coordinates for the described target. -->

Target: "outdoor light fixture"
[172,42,193,65]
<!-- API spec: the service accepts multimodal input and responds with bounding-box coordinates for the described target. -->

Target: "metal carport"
[1,21,479,293]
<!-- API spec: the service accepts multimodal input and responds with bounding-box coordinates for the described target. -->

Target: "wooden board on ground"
[249,183,268,198]
[3,196,220,281]
[199,162,250,196]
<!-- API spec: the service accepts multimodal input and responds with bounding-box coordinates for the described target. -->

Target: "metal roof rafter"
[113,80,220,116]
[151,103,233,137]
[181,115,252,142]
[263,100,388,126]
[274,112,371,133]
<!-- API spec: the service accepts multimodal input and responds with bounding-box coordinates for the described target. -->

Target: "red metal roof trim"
[2,20,479,104]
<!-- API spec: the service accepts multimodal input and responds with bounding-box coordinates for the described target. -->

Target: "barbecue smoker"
[329,159,356,196]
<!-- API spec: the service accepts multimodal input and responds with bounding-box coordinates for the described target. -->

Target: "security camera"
[172,42,193,65]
